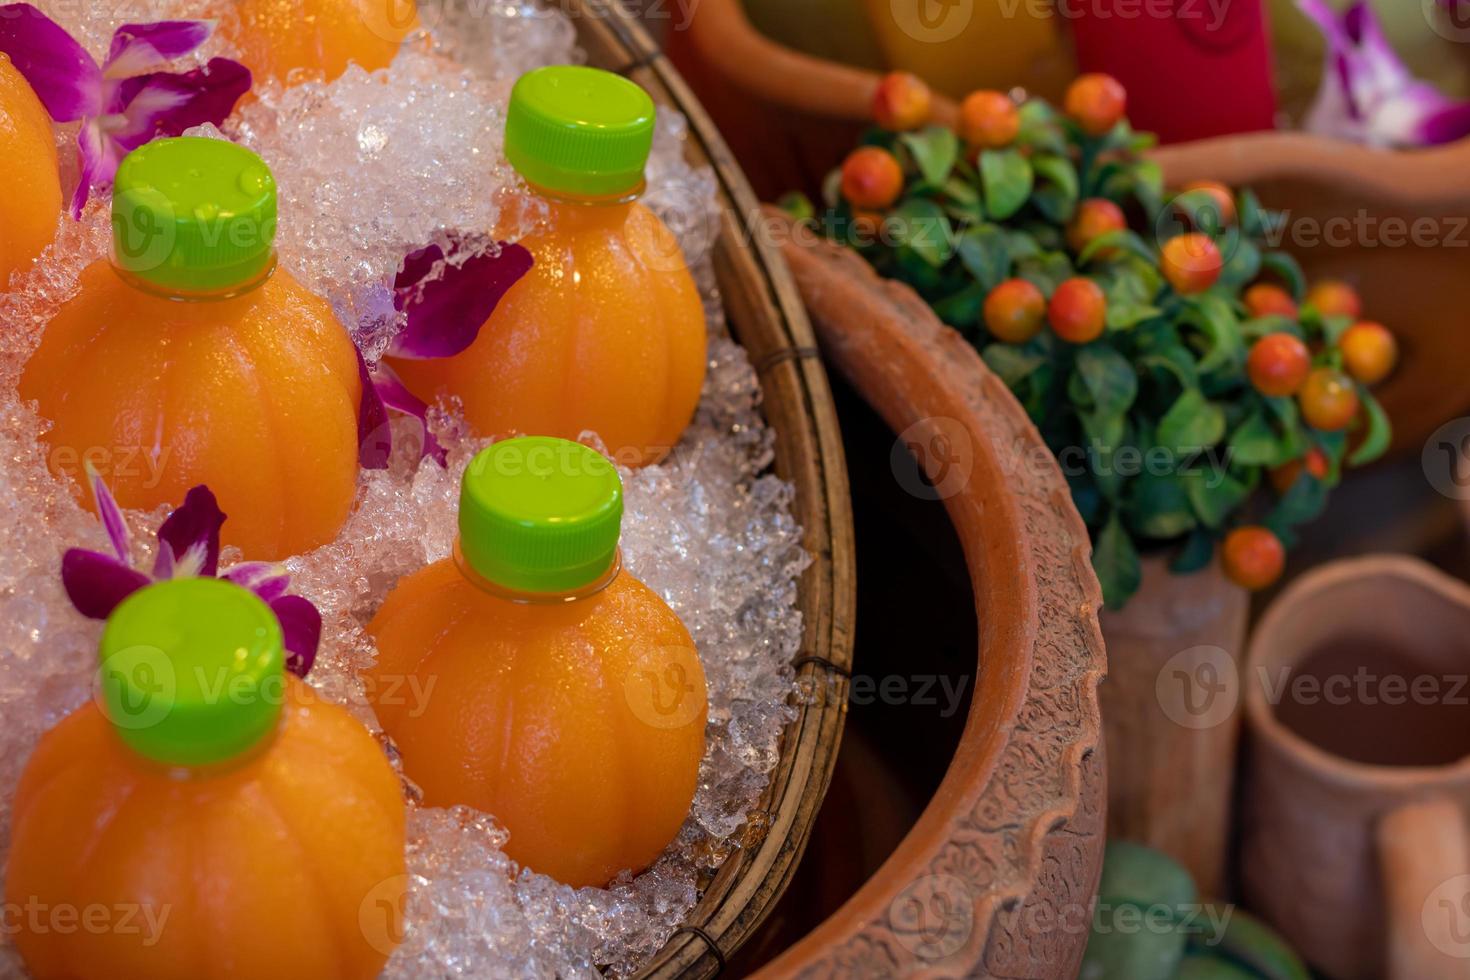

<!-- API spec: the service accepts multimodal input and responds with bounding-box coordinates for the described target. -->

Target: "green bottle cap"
[459,436,624,594]
[504,66,656,199]
[98,577,286,768]
[111,137,278,294]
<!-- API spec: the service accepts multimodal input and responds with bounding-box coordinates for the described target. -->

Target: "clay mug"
[1242,555,1470,979]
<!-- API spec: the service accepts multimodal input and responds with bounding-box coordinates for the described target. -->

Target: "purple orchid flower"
[0,4,251,217]
[358,237,534,469]
[61,468,322,677]
[1298,0,1470,147]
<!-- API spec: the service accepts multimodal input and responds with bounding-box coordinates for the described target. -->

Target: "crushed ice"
[0,2,806,977]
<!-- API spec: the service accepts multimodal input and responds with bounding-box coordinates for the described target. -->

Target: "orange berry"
[984,278,1047,344]
[1048,277,1107,344]
[1222,526,1286,591]
[1067,198,1127,256]
[1306,279,1362,319]
[841,147,904,210]
[1244,283,1299,321]
[872,71,932,132]
[959,90,1020,149]
[1339,321,1398,385]
[1179,180,1237,227]
[1065,73,1127,137]
[849,209,886,243]
[1160,233,1223,295]
[1297,367,1360,432]
[1247,333,1312,398]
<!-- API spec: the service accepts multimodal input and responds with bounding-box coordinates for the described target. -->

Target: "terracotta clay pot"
[1242,555,1470,979]
[1153,134,1470,456]
[757,210,1107,978]
[1099,555,1250,899]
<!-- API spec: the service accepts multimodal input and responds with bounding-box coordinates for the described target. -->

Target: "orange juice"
[388,66,707,468]
[5,577,406,979]
[20,138,361,560]
[221,0,419,86]
[368,437,707,887]
[0,51,60,287]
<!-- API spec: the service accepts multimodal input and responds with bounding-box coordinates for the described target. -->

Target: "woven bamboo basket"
[549,1,857,975]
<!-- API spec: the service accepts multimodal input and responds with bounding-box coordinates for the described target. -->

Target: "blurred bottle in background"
[863,0,1073,100]
[1070,0,1278,142]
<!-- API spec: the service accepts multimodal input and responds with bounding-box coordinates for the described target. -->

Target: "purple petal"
[155,486,225,578]
[84,462,130,562]
[356,345,393,470]
[62,548,150,620]
[387,240,533,359]
[104,20,213,79]
[223,562,292,604]
[377,364,448,466]
[106,58,251,147]
[270,595,321,678]
[70,121,119,218]
[0,3,101,121]
[1417,99,1470,144]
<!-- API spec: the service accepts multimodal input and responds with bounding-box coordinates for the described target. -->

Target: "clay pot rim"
[1245,554,1470,788]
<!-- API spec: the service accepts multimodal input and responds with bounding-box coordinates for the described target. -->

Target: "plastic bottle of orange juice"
[0,51,61,287]
[20,137,362,561]
[220,0,419,87]
[368,436,708,888]
[388,67,708,468]
[5,576,407,979]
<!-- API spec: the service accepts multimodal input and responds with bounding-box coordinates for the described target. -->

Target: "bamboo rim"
[554,2,857,976]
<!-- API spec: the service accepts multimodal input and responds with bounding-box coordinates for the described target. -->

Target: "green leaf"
[1171,528,1216,574]
[1075,345,1138,417]
[1348,388,1392,466]
[1016,251,1075,296]
[1139,345,1200,390]
[1184,469,1250,528]
[1320,314,1355,345]
[1094,511,1143,610]
[1129,472,1198,539]
[1005,229,1043,261]
[1259,251,1306,300]
[982,343,1045,386]
[941,176,984,223]
[1219,238,1261,289]
[956,224,1011,292]
[1079,229,1156,266]
[1238,187,1268,238]
[890,198,954,267]
[1031,153,1080,223]
[1266,474,1327,537]
[1158,388,1227,451]
[1108,303,1163,329]
[932,283,986,328]
[1130,160,1165,218]
[902,126,961,187]
[1181,294,1246,374]
[979,148,1034,221]
[1229,410,1290,467]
